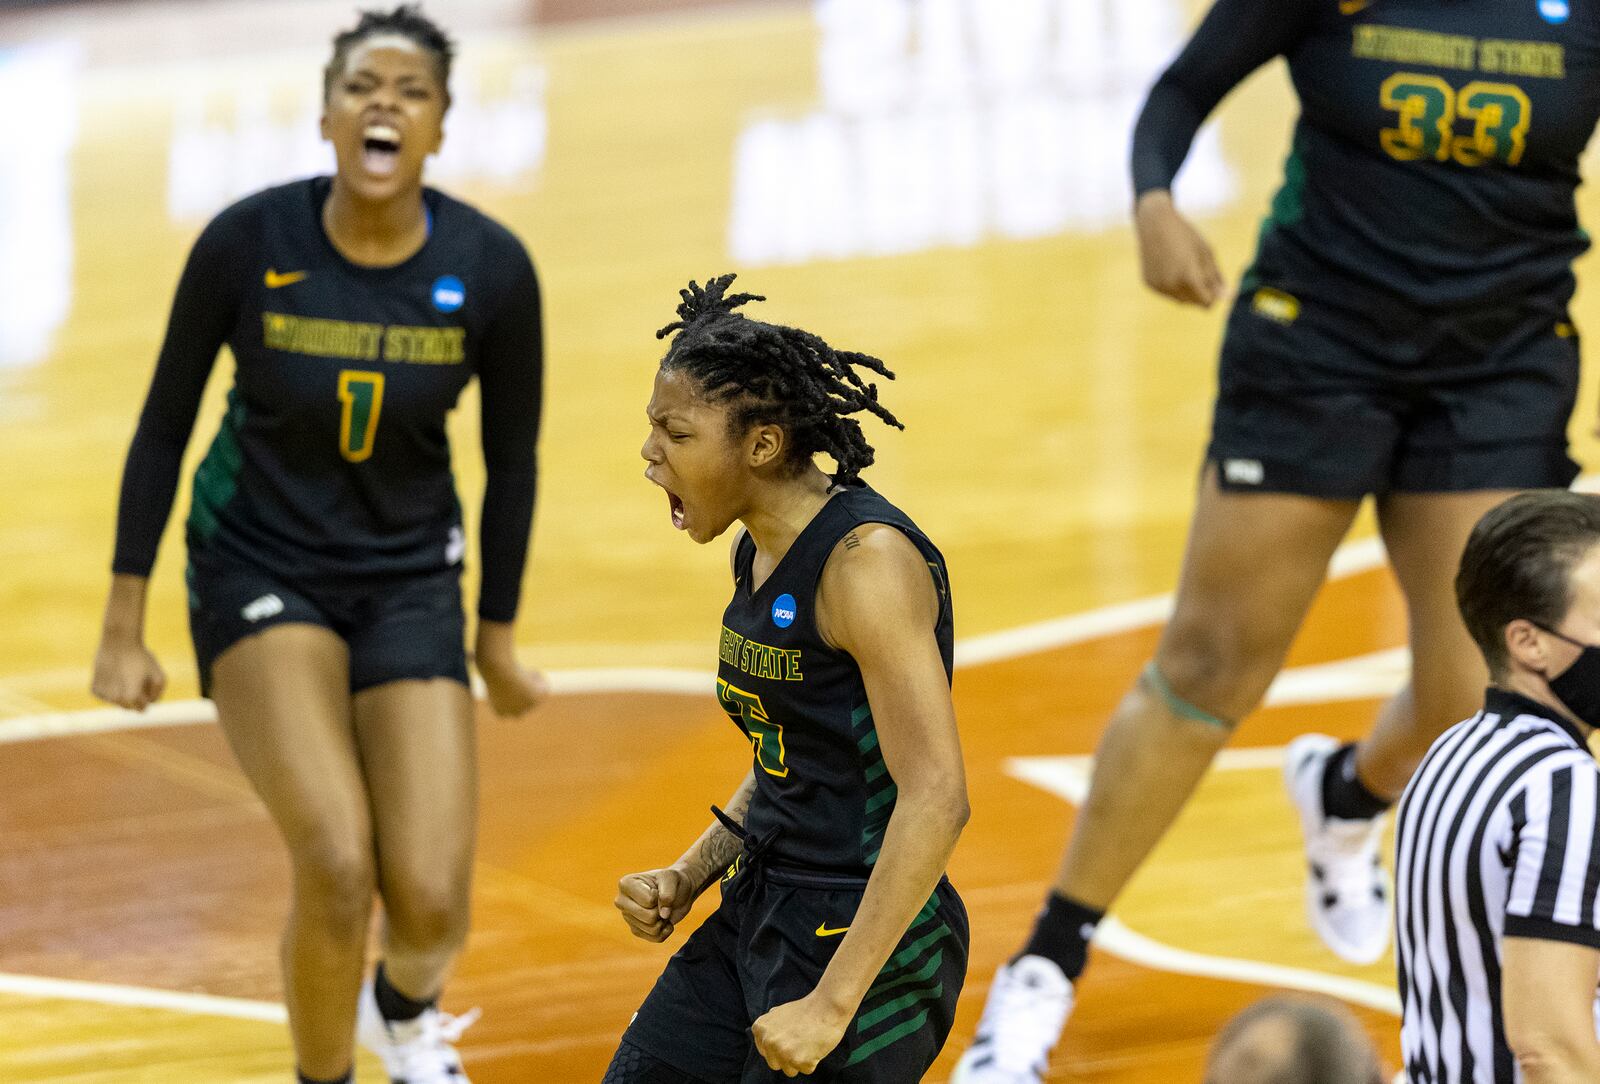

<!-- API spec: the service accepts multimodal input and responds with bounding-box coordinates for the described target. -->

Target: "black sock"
[1014,891,1103,981]
[297,1071,352,1084]
[1320,742,1391,820]
[374,960,436,1022]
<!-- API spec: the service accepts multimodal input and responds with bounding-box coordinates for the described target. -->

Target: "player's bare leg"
[1358,490,1511,796]
[1280,490,1513,966]
[956,467,1359,1083]
[211,625,368,1083]
[353,677,480,1083]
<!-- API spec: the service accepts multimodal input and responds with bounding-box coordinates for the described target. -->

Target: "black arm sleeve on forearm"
[475,249,543,623]
[111,213,246,576]
[1130,0,1315,198]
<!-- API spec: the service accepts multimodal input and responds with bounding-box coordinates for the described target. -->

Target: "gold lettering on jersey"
[1353,27,1565,79]
[719,626,804,682]
[1353,26,1477,71]
[263,312,383,360]
[1478,40,1565,80]
[383,325,466,365]
[264,312,466,365]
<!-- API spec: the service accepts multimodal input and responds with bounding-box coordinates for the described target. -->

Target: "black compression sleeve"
[475,245,543,623]
[111,211,248,576]
[1130,0,1315,198]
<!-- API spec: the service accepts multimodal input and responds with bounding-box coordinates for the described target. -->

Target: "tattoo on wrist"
[694,828,741,891]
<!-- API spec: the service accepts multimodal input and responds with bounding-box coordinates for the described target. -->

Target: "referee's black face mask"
[1534,623,1600,728]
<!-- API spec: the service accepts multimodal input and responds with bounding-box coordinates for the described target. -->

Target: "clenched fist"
[752,993,852,1077]
[1135,189,1225,308]
[614,866,697,943]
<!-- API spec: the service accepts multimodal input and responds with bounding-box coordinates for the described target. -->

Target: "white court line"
[0,972,285,1022]
[0,527,1401,745]
[0,668,717,745]
[1007,749,1403,1016]
[1096,917,1402,1016]
[10,487,1549,1018]
[0,635,1414,747]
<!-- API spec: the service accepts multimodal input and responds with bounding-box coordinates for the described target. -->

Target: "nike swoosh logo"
[1338,0,1372,13]
[815,924,850,938]
[264,269,308,288]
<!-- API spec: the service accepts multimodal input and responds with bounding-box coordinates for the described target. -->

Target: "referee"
[1397,490,1600,1083]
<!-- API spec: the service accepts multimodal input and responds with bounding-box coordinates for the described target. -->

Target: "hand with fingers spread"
[614,866,698,943]
[752,993,852,1078]
[1135,189,1225,308]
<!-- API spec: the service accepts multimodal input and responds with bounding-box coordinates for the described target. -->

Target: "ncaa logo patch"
[1540,0,1569,23]
[771,593,797,629]
[431,275,465,313]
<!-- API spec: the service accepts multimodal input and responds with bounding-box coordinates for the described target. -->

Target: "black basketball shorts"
[1209,282,1581,498]
[185,550,469,696]
[618,864,968,1083]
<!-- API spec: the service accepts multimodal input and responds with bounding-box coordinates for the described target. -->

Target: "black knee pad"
[602,1040,715,1084]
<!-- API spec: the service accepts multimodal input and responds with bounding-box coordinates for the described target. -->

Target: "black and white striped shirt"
[1396,688,1600,1083]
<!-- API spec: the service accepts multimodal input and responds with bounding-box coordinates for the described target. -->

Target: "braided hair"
[324,5,455,105]
[656,274,903,485]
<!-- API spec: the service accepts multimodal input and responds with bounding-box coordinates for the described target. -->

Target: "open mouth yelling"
[646,468,689,532]
[361,123,402,178]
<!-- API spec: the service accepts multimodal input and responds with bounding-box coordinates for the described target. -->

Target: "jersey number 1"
[337,370,385,463]
[718,678,789,778]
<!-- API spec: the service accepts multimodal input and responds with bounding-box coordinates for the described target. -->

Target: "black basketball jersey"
[112,176,542,621]
[1135,0,1600,310]
[717,484,954,875]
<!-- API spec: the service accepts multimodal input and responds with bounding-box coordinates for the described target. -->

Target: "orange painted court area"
[8,0,1600,1080]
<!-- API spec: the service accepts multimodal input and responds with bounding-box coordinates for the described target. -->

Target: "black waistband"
[712,805,883,890]
[761,862,874,889]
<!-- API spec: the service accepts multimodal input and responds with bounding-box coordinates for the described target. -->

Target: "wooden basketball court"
[4,0,1600,1079]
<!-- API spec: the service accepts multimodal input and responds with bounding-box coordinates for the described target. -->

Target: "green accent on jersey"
[846,891,952,1068]
[846,1010,932,1067]
[863,949,944,1001]
[1242,128,1309,293]
[1270,129,1309,227]
[187,388,247,545]
[857,986,943,1033]
[887,922,952,969]
[853,700,896,865]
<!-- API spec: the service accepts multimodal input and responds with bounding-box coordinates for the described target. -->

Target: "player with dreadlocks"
[605,274,970,1082]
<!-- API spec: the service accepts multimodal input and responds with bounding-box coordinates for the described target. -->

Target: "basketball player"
[604,275,969,1082]
[958,0,1600,1079]
[90,8,544,1083]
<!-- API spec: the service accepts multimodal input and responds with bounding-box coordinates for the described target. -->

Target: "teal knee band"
[1142,662,1233,729]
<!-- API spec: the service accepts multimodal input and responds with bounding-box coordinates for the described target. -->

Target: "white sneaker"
[1285,733,1391,965]
[357,979,480,1084]
[951,955,1075,1084]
